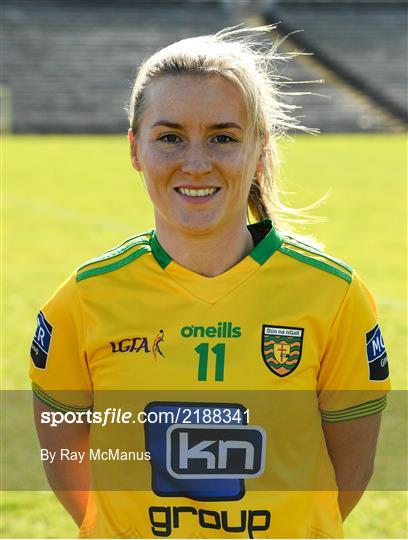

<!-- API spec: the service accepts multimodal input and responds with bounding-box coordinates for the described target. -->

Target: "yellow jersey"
[30,219,390,539]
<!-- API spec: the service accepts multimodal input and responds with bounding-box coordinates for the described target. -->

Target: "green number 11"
[195,343,226,381]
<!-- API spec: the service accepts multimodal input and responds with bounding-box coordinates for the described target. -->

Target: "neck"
[154,218,254,277]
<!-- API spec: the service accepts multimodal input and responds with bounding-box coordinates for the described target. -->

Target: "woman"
[31,27,390,538]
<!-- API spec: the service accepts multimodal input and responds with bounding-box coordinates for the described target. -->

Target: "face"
[129,74,263,236]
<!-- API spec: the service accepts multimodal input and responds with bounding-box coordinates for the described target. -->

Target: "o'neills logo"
[110,330,165,358]
[181,322,241,339]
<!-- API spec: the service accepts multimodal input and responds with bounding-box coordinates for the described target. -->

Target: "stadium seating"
[266,2,406,111]
[3,0,240,133]
[263,1,407,131]
[2,0,407,133]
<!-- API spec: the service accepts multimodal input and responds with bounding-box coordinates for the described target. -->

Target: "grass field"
[1,133,407,538]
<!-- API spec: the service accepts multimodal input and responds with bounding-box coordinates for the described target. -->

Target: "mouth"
[174,187,221,200]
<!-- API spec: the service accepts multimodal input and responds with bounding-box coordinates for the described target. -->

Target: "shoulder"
[75,229,154,283]
[277,233,354,286]
[37,231,155,338]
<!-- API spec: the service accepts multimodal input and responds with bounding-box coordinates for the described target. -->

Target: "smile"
[175,187,220,198]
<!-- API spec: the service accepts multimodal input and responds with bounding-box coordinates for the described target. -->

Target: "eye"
[158,133,182,144]
[212,134,236,144]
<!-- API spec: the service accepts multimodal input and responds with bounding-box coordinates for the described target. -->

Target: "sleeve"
[29,272,93,412]
[317,271,390,422]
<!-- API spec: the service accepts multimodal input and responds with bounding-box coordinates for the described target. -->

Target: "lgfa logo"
[110,329,165,358]
[181,322,241,339]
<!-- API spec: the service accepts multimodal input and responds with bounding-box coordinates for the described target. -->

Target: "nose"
[181,142,212,176]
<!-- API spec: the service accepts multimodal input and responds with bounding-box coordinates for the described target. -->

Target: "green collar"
[248,219,283,265]
[150,219,283,270]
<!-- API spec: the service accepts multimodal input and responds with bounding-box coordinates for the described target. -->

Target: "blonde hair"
[127,26,318,231]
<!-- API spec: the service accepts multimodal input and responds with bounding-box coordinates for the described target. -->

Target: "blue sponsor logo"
[166,424,265,479]
[366,324,389,381]
[366,325,385,362]
[144,402,253,501]
[31,311,53,369]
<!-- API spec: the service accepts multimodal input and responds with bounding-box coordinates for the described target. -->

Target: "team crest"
[262,325,304,377]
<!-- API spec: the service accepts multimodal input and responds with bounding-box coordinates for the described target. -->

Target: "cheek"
[143,174,168,205]
[222,150,257,190]
[140,148,170,178]
[214,147,245,171]
[142,147,181,179]
[141,158,177,206]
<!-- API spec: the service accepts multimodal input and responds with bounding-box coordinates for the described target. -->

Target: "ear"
[128,128,143,171]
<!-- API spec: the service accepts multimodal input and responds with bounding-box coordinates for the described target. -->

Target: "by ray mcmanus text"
[40,448,151,463]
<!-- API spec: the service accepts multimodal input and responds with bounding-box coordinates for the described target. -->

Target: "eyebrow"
[151,121,243,131]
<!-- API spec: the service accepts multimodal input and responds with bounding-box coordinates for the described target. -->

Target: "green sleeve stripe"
[321,406,386,423]
[76,245,150,281]
[320,395,387,416]
[321,395,387,422]
[77,232,152,273]
[278,245,352,283]
[321,403,386,422]
[283,238,353,274]
[321,396,387,419]
[320,401,385,422]
[32,383,92,413]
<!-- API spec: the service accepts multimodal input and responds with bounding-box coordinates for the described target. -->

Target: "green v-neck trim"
[150,231,172,269]
[150,219,283,270]
[149,220,282,305]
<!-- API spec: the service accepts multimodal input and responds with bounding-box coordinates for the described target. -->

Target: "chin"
[176,213,223,236]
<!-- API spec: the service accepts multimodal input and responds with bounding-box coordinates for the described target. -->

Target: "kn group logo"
[166,424,265,480]
[144,402,266,501]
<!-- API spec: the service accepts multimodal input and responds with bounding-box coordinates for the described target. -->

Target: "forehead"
[142,74,247,126]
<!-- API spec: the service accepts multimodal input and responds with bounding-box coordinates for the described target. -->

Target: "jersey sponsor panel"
[145,402,259,501]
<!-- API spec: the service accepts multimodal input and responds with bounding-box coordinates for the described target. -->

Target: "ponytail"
[248,175,271,223]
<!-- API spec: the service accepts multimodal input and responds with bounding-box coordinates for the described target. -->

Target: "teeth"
[178,187,217,197]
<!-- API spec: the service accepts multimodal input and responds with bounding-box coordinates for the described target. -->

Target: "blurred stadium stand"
[2,0,407,133]
[261,1,408,131]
